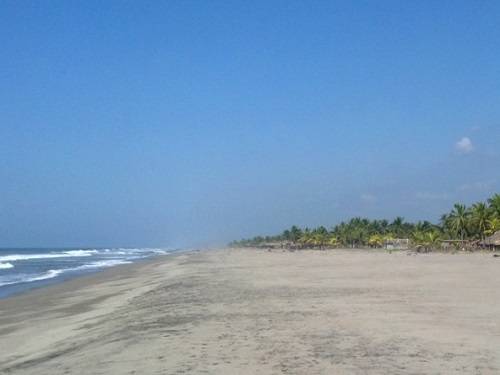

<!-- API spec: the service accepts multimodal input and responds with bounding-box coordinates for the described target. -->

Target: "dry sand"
[1,248,500,374]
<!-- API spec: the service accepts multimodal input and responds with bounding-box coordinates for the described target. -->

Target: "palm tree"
[299,229,312,248]
[390,217,405,237]
[289,226,302,244]
[411,230,441,252]
[415,220,435,233]
[327,235,339,248]
[485,217,500,236]
[312,233,324,249]
[379,219,389,234]
[355,227,369,247]
[368,234,383,248]
[230,193,500,250]
[425,230,441,250]
[470,202,490,240]
[312,227,328,249]
[440,213,450,234]
[334,222,350,247]
[448,203,470,240]
[488,194,500,218]
[411,230,426,251]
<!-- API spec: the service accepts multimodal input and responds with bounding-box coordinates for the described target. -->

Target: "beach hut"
[480,231,500,250]
[440,239,471,251]
[384,238,409,250]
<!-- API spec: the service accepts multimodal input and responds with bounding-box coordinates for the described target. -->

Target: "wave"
[0,259,132,287]
[63,249,99,256]
[0,250,98,262]
[71,259,132,270]
[30,259,132,280]
[151,249,169,255]
[0,247,171,291]
[27,269,65,282]
[93,248,169,257]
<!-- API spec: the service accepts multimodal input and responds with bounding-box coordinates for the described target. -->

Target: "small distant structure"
[255,242,282,249]
[384,238,409,250]
[480,231,500,250]
[441,239,475,251]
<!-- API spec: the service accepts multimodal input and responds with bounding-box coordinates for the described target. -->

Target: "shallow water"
[0,247,173,298]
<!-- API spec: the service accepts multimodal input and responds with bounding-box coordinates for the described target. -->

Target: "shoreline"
[1,248,500,374]
[0,249,193,300]
[0,248,199,304]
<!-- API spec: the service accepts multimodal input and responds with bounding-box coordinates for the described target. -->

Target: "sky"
[1,1,499,248]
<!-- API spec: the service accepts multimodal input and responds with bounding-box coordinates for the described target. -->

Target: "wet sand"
[1,248,500,374]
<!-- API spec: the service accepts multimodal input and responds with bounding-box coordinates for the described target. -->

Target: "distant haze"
[1,2,499,247]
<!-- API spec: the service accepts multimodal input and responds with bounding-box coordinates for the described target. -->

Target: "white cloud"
[455,137,474,153]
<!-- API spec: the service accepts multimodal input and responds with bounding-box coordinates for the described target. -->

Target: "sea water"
[0,247,173,298]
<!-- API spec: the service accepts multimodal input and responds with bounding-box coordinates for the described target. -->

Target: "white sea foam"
[73,259,132,270]
[27,269,65,282]
[0,250,97,262]
[63,250,99,256]
[151,249,169,255]
[0,259,132,287]
[0,247,171,291]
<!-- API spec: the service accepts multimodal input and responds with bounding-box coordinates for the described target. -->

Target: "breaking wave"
[0,250,98,262]
[0,259,132,287]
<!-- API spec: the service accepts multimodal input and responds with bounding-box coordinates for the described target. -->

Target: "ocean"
[0,247,174,298]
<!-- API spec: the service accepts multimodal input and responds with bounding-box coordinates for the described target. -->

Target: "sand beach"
[1,248,500,374]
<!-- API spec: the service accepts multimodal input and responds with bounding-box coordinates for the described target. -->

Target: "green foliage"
[488,194,500,218]
[447,204,470,240]
[368,234,383,248]
[411,230,441,252]
[229,193,500,251]
[470,202,489,240]
[485,217,500,236]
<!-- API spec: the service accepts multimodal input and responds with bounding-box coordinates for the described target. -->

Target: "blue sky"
[1,1,499,247]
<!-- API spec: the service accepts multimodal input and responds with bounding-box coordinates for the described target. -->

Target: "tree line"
[229,193,500,251]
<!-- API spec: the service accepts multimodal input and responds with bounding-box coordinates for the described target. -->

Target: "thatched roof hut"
[480,231,500,249]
